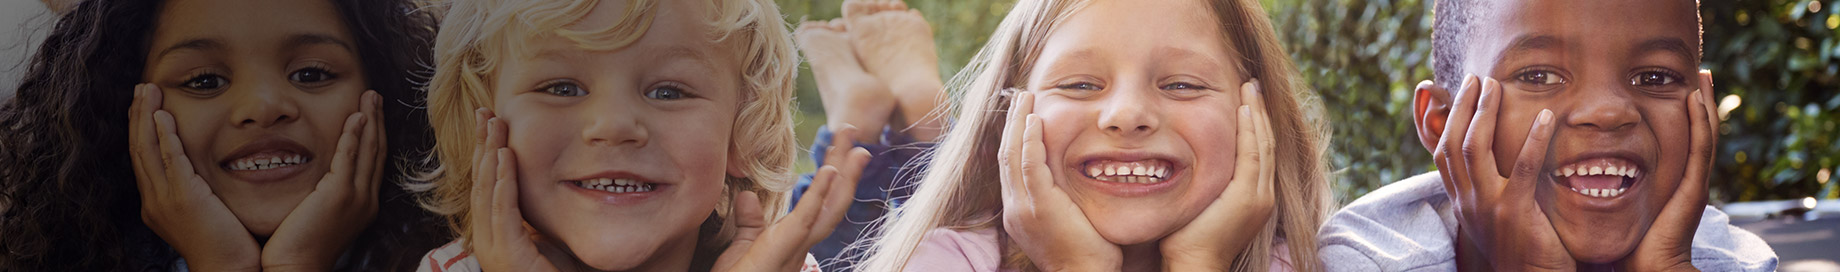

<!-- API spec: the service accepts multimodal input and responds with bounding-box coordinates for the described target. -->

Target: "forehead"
[1467,0,1701,63]
[150,0,352,48]
[1034,0,1236,74]
[515,0,739,70]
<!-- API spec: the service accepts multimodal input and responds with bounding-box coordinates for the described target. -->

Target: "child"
[790,0,951,269]
[412,0,870,271]
[1316,0,1778,271]
[851,0,1334,271]
[0,0,447,270]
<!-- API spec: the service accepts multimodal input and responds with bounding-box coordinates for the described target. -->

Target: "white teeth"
[1104,167,1116,176]
[1089,167,1102,177]
[1576,188,1628,198]
[228,154,307,171]
[576,178,654,193]
[1563,168,1575,177]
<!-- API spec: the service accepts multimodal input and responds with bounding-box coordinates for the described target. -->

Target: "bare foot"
[843,0,947,141]
[797,20,894,143]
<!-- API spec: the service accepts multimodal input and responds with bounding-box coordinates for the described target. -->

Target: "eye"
[643,83,694,100]
[1055,82,1102,91]
[289,66,338,86]
[182,73,228,90]
[1159,82,1207,91]
[1629,70,1681,87]
[537,80,587,97]
[1514,69,1566,86]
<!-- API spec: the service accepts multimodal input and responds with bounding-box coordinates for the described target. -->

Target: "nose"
[1096,86,1161,138]
[228,76,301,128]
[580,91,650,148]
[1565,81,1640,132]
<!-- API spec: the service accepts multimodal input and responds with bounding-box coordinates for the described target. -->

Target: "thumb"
[714,191,766,271]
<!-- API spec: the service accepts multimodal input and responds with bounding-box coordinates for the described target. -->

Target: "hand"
[1433,76,1573,271]
[1619,70,1718,272]
[1160,81,1276,271]
[260,90,387,271]
[714,126,872,272]
[468,109,561,272]
[129,84,262,272]
[997,90,1120,272]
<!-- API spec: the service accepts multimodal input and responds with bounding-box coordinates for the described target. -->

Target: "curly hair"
[0,0,448,271]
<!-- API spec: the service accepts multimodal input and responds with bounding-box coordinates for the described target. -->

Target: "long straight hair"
[848,0,1333,270]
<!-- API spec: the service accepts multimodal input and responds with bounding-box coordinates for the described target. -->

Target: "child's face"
[489,0,744,270]
[1458,0,1701,263]
[1026,0,1248,245]
[142,0,367,237]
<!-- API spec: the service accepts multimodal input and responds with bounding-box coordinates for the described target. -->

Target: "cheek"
[502,113,576,180]
[160,96,222,157]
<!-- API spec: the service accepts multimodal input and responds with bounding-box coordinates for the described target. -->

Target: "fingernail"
[1241,105,1251,116]
[1537,109,1553,125]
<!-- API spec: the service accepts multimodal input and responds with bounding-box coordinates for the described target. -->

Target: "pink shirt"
[906,227,1297,271]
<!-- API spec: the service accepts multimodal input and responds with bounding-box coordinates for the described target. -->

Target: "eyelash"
[1055,82,1102,91]
[181,71,229,92]
[644,82,697,100]
[289,64,339,88]
[1512,67,1568,86]
[1629,68,1683,87]
[1160,82,1208,91]
[536,79,587,97]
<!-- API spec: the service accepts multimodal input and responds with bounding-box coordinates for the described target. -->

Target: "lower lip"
[222,163,310,183]
[566,182,667,205]
[1551,175,1639,211]
[1077,173,1180,197]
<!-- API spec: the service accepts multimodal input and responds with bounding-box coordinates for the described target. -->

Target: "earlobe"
[1413,80,1452,153]
[726,145,750,178]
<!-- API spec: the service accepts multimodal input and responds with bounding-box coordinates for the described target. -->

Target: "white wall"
[0,0,58,100]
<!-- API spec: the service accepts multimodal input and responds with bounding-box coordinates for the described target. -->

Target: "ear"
[726,145,750,178]
[1413,80,1453,154]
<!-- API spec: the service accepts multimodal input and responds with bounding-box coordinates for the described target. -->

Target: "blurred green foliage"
[775,0,1838,203]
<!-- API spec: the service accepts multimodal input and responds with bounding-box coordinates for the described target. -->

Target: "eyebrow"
[1499,34,1563,59]
[1633,37,1695,63]
[283,33,356,54]
[154,33,355,60]
[155,38,225,60]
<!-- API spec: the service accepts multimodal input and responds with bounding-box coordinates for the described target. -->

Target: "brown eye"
[1629,71,1679,86]
[1515,70,1565,86]
[183,74,227,90]
[288,67,337,84]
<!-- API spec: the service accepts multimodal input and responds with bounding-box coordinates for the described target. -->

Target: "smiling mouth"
[1082,160,1173,184]
[225,152,308,171]
[570,178,657,194]
[1550,158,1642,198]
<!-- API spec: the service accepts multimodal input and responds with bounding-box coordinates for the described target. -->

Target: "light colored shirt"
[1316,172,1779,271]
[908,227,1298,271]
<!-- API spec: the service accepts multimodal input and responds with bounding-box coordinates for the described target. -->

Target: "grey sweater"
[1316,172,1778,271]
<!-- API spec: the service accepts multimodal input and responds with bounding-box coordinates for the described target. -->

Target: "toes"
[828,19,848,31]
[885,0,907,11]
[843,0,874,19]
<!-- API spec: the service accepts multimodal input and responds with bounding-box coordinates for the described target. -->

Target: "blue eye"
[1629,70,1680,86]
[1160,82,1206,90]
[644,85,689,100]
[539,81,587,97]
[1056,82,1101,91]
[183,73,227,90]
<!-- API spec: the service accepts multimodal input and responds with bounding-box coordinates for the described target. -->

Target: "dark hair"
[0,0,448,271]
[1431,0,1479,92]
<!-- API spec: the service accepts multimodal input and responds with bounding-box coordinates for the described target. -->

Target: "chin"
[1088,208,1182,245]
[1553,217,1647,264]
[564,233,665,271]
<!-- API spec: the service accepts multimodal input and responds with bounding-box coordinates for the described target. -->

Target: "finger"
[153,110,199,187]
[998,91,1033,204]
[471,130,500,240]
[323,112,364,193]
[491,148,523,241]
[811,148,870,244]
[1504,109,1556,198]
[715,191,767,271]
[1230,106,1261,183]
[1439,75,1483,197]
[354,91,382,195]
[1679,89,1713,205]
[486,116,508,149]
[1248,80,1276,196]
[1021,114,1052,199]
[1465,78,1504,179]
[129,84,156,195]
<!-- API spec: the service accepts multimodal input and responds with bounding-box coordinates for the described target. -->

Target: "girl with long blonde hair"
[851,0,1332,270]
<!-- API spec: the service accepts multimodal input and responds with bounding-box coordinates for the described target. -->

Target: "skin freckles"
[486,0,745,270]
[1025,0,1245,247]
[1435,0,1701,264]
[140,0,366,237]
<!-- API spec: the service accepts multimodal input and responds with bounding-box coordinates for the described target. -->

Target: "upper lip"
[561,170,669,184]
[218,136,313,169]
[1069,150,1187,173]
